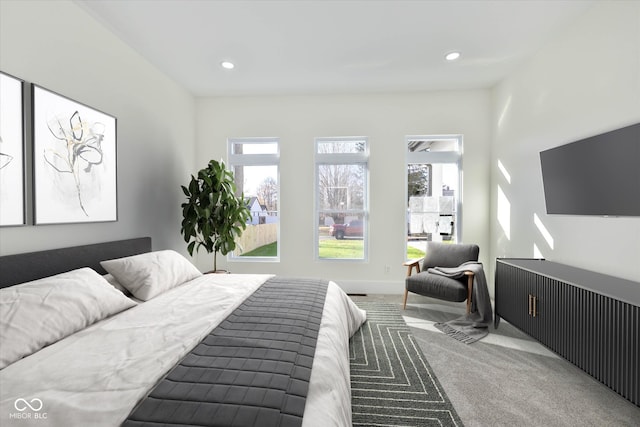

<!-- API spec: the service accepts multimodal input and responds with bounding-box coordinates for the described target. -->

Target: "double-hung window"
[315,137,369,260]
[228,137,279,261]
[405,135,462,260]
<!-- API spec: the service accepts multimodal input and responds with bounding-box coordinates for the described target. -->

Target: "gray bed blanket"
[430,262,493,344]
[123,276,329,427]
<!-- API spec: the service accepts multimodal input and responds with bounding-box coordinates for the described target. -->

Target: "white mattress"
[0,274,366,426]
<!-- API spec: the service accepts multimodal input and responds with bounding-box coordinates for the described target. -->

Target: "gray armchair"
[403,242,480,312]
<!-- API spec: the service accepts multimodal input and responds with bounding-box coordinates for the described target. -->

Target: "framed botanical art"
[32,85,117,224]
[0,71,26,227]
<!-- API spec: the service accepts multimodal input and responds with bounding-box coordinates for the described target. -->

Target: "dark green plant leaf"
[187,241,196,256]
[180,159,252,264]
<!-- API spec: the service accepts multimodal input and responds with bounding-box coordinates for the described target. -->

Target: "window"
[315,137,369,260]
[228,138,279,260]
[406,135,462,260]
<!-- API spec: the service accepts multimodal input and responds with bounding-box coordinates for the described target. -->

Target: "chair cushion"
[406,272,468,302]
[422,242,479,270]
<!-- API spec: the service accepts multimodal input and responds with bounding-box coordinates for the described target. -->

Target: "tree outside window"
[315,138,368,260]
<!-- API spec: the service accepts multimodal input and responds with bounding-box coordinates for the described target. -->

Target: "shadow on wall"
[131,124,185,252]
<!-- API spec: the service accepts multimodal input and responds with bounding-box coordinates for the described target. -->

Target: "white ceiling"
[76,0,595,97]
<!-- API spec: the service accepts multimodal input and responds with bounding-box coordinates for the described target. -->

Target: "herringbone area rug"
[350,302,463,426]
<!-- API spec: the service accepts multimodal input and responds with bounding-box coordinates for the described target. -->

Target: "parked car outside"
[329,220,363,239]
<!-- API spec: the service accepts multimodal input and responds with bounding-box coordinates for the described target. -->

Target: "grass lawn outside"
[239,241,277,257]
[239,238,365,259]
[239,237,426,259]
[318,238,364,259]
[407,246,426,259]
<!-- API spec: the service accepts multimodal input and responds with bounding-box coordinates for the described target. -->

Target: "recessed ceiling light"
[445,51,461,61]
[221,61,235,69]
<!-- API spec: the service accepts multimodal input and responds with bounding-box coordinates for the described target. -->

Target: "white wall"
[196,91,492,293]
[490,1,640,284]
[8,0,629,297]
[0,1,196,256]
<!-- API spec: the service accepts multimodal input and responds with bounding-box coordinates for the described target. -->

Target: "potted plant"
[180,159,251,272]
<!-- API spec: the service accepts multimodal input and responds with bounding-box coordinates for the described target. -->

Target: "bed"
[0,237,366,426]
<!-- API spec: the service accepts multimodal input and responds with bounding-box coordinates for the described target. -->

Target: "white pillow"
[100,250,202,301]
[102,273,131,296]
[0,268,136,369]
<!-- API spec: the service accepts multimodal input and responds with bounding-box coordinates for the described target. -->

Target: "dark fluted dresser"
[495,258,639,406]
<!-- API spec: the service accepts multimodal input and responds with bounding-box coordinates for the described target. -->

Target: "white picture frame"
[32,84,117,224]
[0,72,26,227]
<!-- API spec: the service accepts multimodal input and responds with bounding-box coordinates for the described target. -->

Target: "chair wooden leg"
[403,289,409,309]
[466,273,474,314]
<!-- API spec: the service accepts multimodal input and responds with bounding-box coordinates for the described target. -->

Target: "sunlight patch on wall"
[534,213,554,249]
[497,185,511,240]
[533,243,543,259]
[497,159,511,184]
[497,95,512,130]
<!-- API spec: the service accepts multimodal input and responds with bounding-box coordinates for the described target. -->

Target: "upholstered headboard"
[0,237,152,288]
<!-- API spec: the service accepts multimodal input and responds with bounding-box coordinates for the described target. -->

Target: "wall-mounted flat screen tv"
[540,122,640,216]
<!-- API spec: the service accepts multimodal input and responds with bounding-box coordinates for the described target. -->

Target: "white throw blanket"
[429,261,493,344]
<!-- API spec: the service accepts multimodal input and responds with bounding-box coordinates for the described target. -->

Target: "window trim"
[314,136,369,262]
[227,137,280,262]
[404,134,463,261]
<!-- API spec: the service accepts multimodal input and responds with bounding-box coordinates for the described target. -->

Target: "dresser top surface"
[496,258,640,307]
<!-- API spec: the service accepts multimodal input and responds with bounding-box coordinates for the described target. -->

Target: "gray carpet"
[350,302,463,426]
[352,295,640,427]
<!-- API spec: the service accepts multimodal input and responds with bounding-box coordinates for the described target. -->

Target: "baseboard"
[331,279,405,295]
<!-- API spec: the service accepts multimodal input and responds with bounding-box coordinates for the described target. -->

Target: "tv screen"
[540,122,640,216]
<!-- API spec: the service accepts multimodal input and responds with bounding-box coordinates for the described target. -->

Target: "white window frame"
[227,137,280,262]
[405,134,463,260]
[314,136,369,262]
